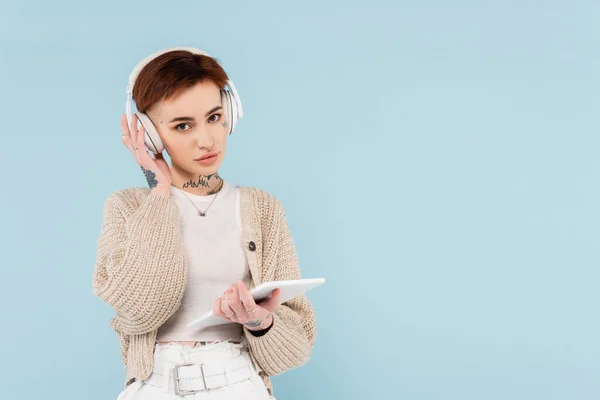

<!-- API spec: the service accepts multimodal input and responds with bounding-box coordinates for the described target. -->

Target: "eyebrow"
[168,106,223,123]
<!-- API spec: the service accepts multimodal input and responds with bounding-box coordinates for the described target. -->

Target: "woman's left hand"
[214,280,281,331]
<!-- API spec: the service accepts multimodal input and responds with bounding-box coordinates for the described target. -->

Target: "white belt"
[142,352,258,396]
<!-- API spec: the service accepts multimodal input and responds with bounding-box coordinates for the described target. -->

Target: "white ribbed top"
[155,180,251,342]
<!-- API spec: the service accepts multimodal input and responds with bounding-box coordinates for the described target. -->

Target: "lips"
[195,152,218,161]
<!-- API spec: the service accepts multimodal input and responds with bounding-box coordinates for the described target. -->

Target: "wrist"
[261,313,274,330]
[246,313,273,332]
[151,185,171,197]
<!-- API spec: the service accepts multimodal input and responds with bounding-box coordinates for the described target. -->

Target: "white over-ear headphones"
[125,46,244,154]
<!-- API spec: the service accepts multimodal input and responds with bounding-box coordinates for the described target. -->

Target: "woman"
[92,47,317,400]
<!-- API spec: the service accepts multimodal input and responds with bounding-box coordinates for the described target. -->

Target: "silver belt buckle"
[172,361,198,396]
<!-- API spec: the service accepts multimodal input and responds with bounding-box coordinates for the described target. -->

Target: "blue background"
[1,0,598,399]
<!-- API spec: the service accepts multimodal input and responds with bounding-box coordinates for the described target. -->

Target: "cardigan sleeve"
[92,190,187,335]
[243,201,317,376]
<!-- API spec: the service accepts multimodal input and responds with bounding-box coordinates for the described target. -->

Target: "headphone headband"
[125,46,243,119]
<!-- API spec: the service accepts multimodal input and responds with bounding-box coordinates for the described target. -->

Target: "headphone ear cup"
[136,112,164,154]
[221,90,234,135]
[229,90,238,134]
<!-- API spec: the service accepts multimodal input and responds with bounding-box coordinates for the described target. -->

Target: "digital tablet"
[186,278,325,330]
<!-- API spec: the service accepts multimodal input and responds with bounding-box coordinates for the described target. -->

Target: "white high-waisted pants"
[115,341,274,400]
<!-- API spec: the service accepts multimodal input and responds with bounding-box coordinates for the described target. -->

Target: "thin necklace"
[174,180,224,217]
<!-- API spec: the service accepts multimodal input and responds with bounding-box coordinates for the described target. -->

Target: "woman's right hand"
[121,114,172,191]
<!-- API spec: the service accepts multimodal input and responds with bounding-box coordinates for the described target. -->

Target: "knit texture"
[92,186,317,394]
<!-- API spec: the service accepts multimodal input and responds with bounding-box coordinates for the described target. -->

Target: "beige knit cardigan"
[92,186,317,394]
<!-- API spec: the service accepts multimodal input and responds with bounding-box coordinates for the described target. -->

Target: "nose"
[193,126,215,149]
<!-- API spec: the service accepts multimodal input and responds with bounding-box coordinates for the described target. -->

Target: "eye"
[175,123,192,131]
[208,113,222,123]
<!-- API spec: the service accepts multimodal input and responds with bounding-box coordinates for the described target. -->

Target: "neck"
[171,170,224,196]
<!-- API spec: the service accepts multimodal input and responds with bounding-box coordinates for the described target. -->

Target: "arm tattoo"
[244,319,263,328]
[141,166,158,188]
